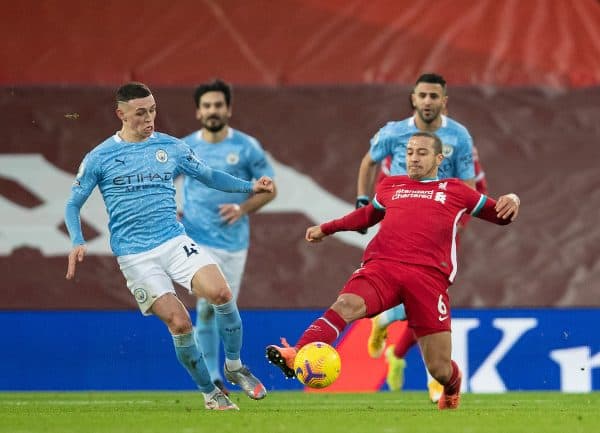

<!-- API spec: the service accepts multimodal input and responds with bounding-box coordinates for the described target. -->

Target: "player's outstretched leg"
[224,363,267,400]
[266,337,297,378]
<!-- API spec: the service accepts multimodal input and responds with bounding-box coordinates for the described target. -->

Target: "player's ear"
[116,107,126,121]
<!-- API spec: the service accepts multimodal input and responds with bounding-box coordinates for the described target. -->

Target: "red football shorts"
[341,260,451,338]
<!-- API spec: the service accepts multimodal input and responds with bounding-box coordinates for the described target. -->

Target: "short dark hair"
[410,131,443,155]
[193,79,232,108]
[116,82,152,103]
[414,73,447,92]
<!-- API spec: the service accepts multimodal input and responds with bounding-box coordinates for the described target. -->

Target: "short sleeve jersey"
[370,115,475,180]
[181,128,274,251]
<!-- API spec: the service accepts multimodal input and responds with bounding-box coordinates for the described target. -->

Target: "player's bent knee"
[205,286,233,306]
[332,294,367,322]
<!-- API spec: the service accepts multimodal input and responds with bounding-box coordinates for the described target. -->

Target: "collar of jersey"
[418,177,440,183]
[114,132,156,143]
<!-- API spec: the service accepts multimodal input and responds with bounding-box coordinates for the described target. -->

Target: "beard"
[416,107,440,124]
[203,117,227,132]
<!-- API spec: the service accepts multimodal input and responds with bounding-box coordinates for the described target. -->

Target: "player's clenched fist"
[305,225,327,243]
[253,176,274,193]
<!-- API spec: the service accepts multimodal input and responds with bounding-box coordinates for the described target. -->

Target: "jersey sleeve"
[64,152,100,246]
[321,204,385,235]
[175,141,253,193]
[247,138,275,179]
[461,184,512,226]
[369,124,394,163]
[453,129,475,180]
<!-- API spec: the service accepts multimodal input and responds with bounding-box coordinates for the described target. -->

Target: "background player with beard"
[181,79,277,394]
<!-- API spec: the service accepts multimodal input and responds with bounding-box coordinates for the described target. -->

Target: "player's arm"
[64,155,98,280]
[306,204,385,242]
[178,145,273,194]
[220,182,278,225]
[356,151,378,204]
[472,193,520,225]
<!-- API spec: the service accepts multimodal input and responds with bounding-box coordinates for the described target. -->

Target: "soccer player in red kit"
[266,131,520,410]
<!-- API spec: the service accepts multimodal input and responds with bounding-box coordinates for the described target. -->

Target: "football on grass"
[293,342,341,388]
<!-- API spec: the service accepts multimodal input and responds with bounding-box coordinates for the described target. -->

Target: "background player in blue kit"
[181,79,277,394]
[356,73,476,401]
[64,82,272,410]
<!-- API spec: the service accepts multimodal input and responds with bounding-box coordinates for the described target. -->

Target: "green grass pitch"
[1,391,597,433]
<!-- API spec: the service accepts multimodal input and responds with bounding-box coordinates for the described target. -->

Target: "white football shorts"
[201,246,248,301]
[117,235,217,315]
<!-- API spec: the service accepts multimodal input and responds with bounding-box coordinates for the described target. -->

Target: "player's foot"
[224,365,267,400]
[266,337,297,379]
[428,379,444,403]
[438,370,462,410]
[385,345,406,391]
[204,390,239,410]
[213,378,230,396]
[367,314,388,358]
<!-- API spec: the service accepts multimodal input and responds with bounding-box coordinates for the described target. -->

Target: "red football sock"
[444,360,461,394]
[295,309,348,349]
[393,328,417,358]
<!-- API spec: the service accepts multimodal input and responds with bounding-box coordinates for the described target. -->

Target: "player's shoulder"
[442,116,472,136]
[181,130,201,144]
[379,118,412,134]
[230,128,262,149]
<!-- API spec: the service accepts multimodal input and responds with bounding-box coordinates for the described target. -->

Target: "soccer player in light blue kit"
[356,73,475,401]
[64,82,271,410]
[181,79,277,394]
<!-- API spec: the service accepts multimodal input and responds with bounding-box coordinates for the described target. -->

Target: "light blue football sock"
[214,299,243,362]
[379,304,408,327]
[194,298,221,381]
[172,332,214,393]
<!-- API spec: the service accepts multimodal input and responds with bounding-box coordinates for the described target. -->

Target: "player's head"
[193,79,232,133]
[115,82,156,141]
[406,132,444,180]
[411,73,448,125]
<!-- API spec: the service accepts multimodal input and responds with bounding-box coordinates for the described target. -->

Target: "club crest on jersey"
[442,144,454,157]
[226,152,239,165]
[133,288,148,303]
[155,149,168,163]
[438,181,448,190]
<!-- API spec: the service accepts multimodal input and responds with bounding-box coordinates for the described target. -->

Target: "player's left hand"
[66,244,86,280]
[495,193,520,221]
[253,176,274,194]
[219,203,243,225]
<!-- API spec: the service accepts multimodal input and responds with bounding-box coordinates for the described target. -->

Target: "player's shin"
[172,332,214,392]
[214,299,243,364]
[194,299,220,380]
[295,308,347,349]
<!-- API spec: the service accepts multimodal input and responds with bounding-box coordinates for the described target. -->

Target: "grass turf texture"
[1,391,597,433]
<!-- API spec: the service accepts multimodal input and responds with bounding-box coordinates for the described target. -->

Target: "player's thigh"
[401,266,451,338]
[160,235,223,294]
[117,248,177,316]
[204,246,247,300]
[341,262,403,317]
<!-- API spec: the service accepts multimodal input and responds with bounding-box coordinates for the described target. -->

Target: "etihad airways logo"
[112,172,173,186]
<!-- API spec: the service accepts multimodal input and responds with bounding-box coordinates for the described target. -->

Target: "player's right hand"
[355,196,370,234]
[252,176,274,194]
[305,225,327,243]
[66,244,86,280]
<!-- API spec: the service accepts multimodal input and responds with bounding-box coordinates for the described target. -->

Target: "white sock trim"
[321,317,340,338]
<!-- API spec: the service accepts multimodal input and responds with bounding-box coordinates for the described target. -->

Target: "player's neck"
[202,126,229,144]
[118,129,149,143]
[414,115,442,132]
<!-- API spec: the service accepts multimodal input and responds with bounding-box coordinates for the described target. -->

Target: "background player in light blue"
[64,82,272,410]
[355,73,476,401]
[181,79,277,394]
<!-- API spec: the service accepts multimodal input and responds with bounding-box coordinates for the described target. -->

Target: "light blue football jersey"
[370,115,475,180]
[181,128,274,252]
[65,131,253,256]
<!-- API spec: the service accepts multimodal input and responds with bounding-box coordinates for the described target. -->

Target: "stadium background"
[1,0,599,392]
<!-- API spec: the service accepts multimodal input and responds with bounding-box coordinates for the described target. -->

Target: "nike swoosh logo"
[438,315,449,322]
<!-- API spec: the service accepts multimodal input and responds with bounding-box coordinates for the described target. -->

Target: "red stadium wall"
[2,1,600,311]
[2,86,600,310]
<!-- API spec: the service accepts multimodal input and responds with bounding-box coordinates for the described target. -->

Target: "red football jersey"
[322,175,510,283]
